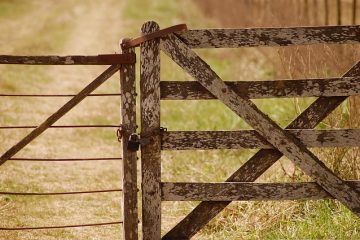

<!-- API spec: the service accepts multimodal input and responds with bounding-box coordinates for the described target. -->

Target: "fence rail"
[160,76,360,99]
[176,25,360,48]
[161,181,360,201]
[0,54,135,65]
[162,129,360,150]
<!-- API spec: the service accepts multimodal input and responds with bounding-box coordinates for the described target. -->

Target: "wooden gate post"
[120,40,138,240]
[140,21,162,240]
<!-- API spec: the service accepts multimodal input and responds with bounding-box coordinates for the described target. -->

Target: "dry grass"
[0,1,127,239]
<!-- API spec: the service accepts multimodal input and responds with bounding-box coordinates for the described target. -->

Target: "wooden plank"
[175,25,360,48]
[0,65,120,166]
[140,21,162,240]
[120,40,138,240]
[0,54,136,65]
[160,77,360,100]
[161,181,360,201]
[162,129,360,150]
[163,62,360,239]
[161,34,360,225]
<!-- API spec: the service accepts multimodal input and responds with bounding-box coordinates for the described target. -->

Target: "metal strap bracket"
[127,134,150,152]
[125,127,167,152]
[121,24,188,49]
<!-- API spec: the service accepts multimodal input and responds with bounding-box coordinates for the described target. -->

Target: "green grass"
[0,0,31,19]
[263,201,360,239]
[123,1,360,239]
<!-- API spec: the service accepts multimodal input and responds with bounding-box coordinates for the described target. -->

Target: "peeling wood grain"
[161,35,360,239]
[140,21,162,240]
[120,41,138,240]
[161,181,360,201]
[0,65,120,166]
[162,129,360,150]
[0,54,136,65]
[160,77,360,100]
[162,59,360,240]
[176,25,360,48]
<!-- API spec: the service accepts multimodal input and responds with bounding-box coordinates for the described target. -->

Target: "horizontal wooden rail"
[162,129,360,150]
[0,54,136,65]
[176,25,360,48]
[160,76,360,100]
[161,181,360,201]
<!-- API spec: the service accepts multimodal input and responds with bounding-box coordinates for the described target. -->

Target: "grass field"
[0,0,360,239]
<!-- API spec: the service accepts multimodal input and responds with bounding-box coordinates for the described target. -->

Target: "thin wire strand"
[0,125,120,129]
[0,221,123,230]
[10,157,122,162]
[0,189,122,196]
[0,93,121,97]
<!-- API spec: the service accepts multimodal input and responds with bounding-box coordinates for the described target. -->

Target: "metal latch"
[127,133,150,152]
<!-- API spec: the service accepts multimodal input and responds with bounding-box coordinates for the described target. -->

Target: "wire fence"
[0,93,121,97]
[0,125,120,129]
[0,59,129,233]
[9,157,123,161]
[0,189,122,196]
[0,221,124,231]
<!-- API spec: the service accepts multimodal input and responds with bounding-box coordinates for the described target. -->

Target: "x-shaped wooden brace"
[160,33,360,239]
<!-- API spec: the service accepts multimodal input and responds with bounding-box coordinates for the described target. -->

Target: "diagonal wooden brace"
[0,65,121,166]
[163,60,360,239]
[161,33,360,228]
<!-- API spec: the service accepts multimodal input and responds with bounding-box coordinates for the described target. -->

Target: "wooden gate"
[139,21,360,239]
[0,52,138,239]
[2,21,360,240]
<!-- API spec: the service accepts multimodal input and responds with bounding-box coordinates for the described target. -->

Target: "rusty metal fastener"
[121,24,187,49]
[127,126,167,152]
[127,134,150,152]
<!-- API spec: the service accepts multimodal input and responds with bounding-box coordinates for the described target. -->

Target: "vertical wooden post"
[325,0,329,25]
[140,21,161,240]
[120,40,138,240]
[353,0,357,25]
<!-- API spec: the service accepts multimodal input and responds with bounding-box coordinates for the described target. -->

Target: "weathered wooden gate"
[138,21,360,239]
[2,21,360,240]
[0,53,138,239]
